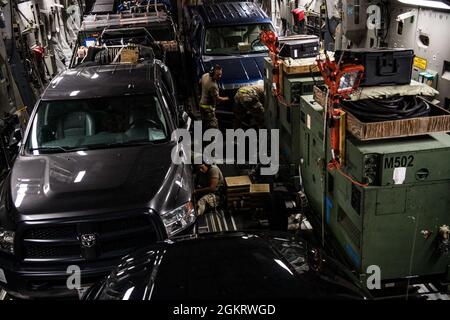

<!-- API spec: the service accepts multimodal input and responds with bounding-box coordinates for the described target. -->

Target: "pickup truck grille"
[24,225,78,240]
[20,213,159,262]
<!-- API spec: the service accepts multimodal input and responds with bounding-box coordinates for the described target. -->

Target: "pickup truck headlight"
[0,228,15,255]
[161,202,195,237]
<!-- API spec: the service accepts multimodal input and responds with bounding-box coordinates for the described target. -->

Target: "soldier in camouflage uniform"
[194,163,225,216]
[199,64,229,130]
[233,85,265,129]
[200,107,219,130]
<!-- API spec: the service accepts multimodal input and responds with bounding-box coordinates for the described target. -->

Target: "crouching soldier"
[233,85,265,129]
[194,162,225,216]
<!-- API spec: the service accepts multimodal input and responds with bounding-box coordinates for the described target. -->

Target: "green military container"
[264,57,324,166]
[263,57,279,130]
[279,76,323,165]
[280,77,319,134]
[298,96,329,214]
[300,95,450,282]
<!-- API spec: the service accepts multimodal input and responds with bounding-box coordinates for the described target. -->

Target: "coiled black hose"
[342,96,431,122]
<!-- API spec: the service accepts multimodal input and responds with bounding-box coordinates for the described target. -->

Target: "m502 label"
[384,155,414,169]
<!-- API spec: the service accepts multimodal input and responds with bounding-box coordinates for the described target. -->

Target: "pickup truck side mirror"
[179,111,192,131]
[6,128,22,159]
[10,128,22,147]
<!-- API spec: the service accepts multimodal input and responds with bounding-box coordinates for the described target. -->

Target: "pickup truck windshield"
[204,23,273,55]
[26,95,169,153]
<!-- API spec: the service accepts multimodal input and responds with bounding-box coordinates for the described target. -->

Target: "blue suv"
[183,2,274,126]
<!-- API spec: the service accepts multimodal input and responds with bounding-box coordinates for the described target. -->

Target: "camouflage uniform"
[196,165,224,216]
[200,73,220,130]
[200,106,219,130]
[233,85,265,129]
[197,193,220,216]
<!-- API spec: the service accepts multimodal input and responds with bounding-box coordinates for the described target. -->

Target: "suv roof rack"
[201,0,254,4]
[91,0,115,14]
[90,0,168,15]
[81,10,171,31]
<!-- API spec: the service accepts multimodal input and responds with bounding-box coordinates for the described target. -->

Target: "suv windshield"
[204,23,273,55]
[26,95,169,153]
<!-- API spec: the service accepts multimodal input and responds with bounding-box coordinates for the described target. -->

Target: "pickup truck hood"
[8,143,190,220]
[85,232,369,300]
[201,55,266,89]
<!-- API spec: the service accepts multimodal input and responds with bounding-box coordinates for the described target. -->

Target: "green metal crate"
[264,57,279,130]
[299,95,450,281]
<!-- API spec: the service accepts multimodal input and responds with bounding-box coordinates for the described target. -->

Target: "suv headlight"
[161,202,195,237]
[0,228,15,255]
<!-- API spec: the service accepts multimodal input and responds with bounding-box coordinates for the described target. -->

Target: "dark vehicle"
[83,231,371,300]
[0,59,195,299]
[72,3,185,97]
[183,2,274,127]
[73,5,178,62]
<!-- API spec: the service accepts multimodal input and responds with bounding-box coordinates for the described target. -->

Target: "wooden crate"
[282,58,319,75]
[313,85,327,108]
[345,100,450,141]
[120,48,139,63]
[225,175,252,187]
[249,184,270,208]
[225,176,251,208]
[312,85,450,140]
[250,184,270,193]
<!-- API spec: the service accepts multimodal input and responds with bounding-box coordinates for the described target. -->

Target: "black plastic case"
[278,35,320,59]
[335,48,414,87]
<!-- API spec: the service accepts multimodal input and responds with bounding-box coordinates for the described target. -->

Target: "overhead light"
[398,0,450,10]
[396,10,417,22]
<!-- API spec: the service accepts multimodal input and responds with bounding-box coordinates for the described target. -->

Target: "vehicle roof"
[192,2,271,26]
[41,62,158,101]
[89,231,369,300]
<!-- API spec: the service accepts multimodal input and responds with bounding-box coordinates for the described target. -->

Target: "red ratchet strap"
[327,159,368,188]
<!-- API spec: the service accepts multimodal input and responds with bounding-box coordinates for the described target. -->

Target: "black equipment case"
[335,48,414,86]
[278,35,320,59]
